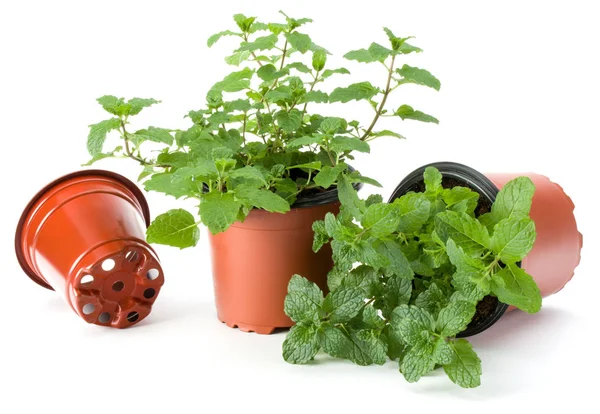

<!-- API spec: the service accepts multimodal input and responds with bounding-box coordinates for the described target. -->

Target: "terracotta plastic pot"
[209,185,359,334]
[389,162,582,337]
[15,170,164,328]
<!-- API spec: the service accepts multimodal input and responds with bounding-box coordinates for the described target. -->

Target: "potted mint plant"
[282,166,545,388]
[84,12,440,334]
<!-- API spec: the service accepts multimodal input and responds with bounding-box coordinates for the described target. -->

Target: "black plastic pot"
[389,161,508,337]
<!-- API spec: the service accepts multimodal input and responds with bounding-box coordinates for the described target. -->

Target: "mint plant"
[84,12,440,247]
[282,167,542,388]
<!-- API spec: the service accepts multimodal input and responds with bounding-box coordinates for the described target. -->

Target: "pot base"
[219,317,290,335]
[69,240,164,329]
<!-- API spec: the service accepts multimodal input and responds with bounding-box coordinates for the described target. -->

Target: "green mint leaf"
[491,176,536,223]
[282,324,320,364]
[415,282,448,318]
[256,64,289,81]
[390,305,435,345]
[312,49,327,71]
[223,99,252,113]
[396,64,441,91]
[346,172,383,188]
[224,50,251,66]
[400,343,436,382]
[127,98,160,115]
[424,166,443,195]
[446,240,490,300]
[285,32,311,53]
[355,240,390,270]
[442,186,479,214]
[319,323,353,359]
[381,275,412,318]
[301,90,329,103]
[133,127,174,146]
[207,30,241,47]
[284,275,324,323]
[313,163,348,188]
[365,194,383,207]
[368,130,406,140]
[87,118,121,156]
[342,328,388,366]
[393,192,431,233]
[330,136,370,153]
[199,192,241,234]
[81,146,122,166]
[322,287,365,324]
[321,67,350,79]
[436,300,476,337]
[337,173,365,219]
[397,42,423,54]
[233,14,256,32]
[435,211,491,256]
[360,305,386,330]
[146,209,200,249]
[288,274,324,304]
[235,186,290,213]
[443,339,482,388]
[275,109,303,133]
[236,33,278,52]
[344,42,392,63]
[286,62,312,73]
[312,220,330,252]
[491,263,542,313]
[319,117,344,134]
[490,217,536,263]
[432,338,454,365]
[342,265,381,297]
[375,240,414,279]
[395,104,439,124]
[288,135,323,148]
[228,166,268,187]
[329,82,379,103]
[96,95,130,116]
[362,204,401,238]
[144,173,197,199]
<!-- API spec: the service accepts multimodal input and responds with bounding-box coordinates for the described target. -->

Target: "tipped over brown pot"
[390,162,582,336]
[209,186,359,334]
[15,170,164,328]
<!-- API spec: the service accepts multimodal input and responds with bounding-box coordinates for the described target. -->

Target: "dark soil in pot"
[389,161,508,337]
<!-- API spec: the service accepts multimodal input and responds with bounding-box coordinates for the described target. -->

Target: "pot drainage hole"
[101,259,115,271]
[146,268,160,280]
[127,311,139,323]
[143,288,156,299]
[98,312,111,323]
[112,281,125,292]
[82,303,95,315]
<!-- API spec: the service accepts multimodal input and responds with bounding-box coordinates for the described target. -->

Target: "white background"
[1,0,598,412]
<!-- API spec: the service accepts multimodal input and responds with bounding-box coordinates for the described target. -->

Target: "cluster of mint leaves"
[85,12,440,247]
[282,166,542,388]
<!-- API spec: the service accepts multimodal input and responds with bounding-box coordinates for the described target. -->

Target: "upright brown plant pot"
[209,187,358,334]
[390,162,582,336]
[15,170,164,328]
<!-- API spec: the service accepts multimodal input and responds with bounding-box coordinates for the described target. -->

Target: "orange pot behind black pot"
[15,170,164,328]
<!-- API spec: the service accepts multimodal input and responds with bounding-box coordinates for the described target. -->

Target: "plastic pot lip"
[202,165,363,209]
[14,169,151,291]
[388,161,510,337]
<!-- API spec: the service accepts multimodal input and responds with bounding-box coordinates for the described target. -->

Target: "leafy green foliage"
[283,167,541,388]
[85,13,439,247]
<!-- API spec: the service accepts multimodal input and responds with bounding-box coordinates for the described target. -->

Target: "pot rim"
[388,161,509,337]
[14,169,151,291]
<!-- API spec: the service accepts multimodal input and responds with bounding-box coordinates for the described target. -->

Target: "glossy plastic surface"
[209,202,339,334]
[487,173,582,307]
[15,171,164,328]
